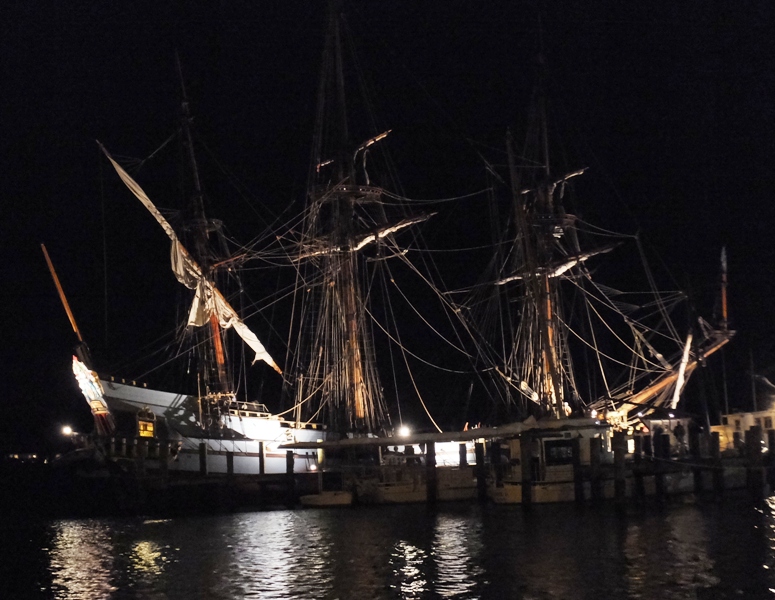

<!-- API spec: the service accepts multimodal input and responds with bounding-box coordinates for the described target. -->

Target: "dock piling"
[475,442,487,503]
[426,441,437,506]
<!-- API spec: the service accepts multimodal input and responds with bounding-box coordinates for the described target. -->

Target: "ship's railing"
[225,401,273,419]
[224,401,325,430]
[104,436,182,462]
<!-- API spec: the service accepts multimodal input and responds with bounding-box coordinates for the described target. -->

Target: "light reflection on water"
[6,497,775,599]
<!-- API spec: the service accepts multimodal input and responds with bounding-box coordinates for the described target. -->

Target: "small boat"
[299,490,354,508]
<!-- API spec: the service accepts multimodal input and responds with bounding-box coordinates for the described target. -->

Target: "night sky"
[2,1,773,453]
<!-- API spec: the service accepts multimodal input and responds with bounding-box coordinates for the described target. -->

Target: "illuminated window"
[138,421,155,438]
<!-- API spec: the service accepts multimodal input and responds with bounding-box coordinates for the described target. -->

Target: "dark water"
[4,495,775,599]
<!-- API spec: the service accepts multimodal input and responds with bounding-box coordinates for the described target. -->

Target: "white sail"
[100,144,282,374]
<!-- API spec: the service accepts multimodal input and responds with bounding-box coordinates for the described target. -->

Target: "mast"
[176,55,231,402]
[287,2,428,434]
[720,247,728,331]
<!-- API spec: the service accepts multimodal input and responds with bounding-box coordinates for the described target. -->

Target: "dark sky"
[2,1,773,451]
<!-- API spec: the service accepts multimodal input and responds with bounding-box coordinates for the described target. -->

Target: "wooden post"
[643,434,653,460]
[199,442,208,476]
[426,441,437,506]
[688,426,701,458]
[459,443,467,467]
[521,434,533,506]
[226,451,234,478]
[572,436,584,503]
[159,440,169,483]
[711,431,724,497]
[689,426,703,494]
[491,441,503,486]
[613,431,627,504]
[137,439,147,477]
[475,442,487,502]
[746,425,765,498]
[258,441,265,475]
[286,450,296,507]
[654,433,670,502]
[692,458,704,495]
[589,436,602,503]
[633,435,645,501]
[767,430,775,489]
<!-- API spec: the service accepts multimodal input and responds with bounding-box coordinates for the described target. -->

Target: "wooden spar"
[541,273,564,416]
[209,312,229,387]
[601,331,732,417]
[41,243,83,343]
[721,247,728,330]
[42,243,116,436]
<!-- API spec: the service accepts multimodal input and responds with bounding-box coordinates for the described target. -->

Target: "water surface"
[4,496,775,599]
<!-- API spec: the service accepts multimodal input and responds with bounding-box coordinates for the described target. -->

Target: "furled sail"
[99,143,282,374]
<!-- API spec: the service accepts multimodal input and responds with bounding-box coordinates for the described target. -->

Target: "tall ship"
[442,47,734,503]
[449,40,732,427]
[54,72,327,478]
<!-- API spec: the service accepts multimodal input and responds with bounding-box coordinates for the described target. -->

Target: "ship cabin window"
[766,417,773,430]
[735,420,741,431]
[544,439,575,466]
[722,416,728,425]
[756,418,763,428]
[138,420,155,438]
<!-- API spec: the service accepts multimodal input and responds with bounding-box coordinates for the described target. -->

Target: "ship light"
[309,463,318,471]
[62,425,73,436]
[590,410,597,419]
[398,425,411,437]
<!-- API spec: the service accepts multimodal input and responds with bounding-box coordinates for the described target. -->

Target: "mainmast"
[287,2,410,433]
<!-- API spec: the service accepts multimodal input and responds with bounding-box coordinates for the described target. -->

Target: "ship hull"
[101,379,326,475]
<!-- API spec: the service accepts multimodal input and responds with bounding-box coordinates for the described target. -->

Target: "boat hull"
[101,379,325,474]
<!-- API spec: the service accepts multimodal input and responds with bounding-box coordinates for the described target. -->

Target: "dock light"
[61,425,73,436]
[398,425,411,437]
